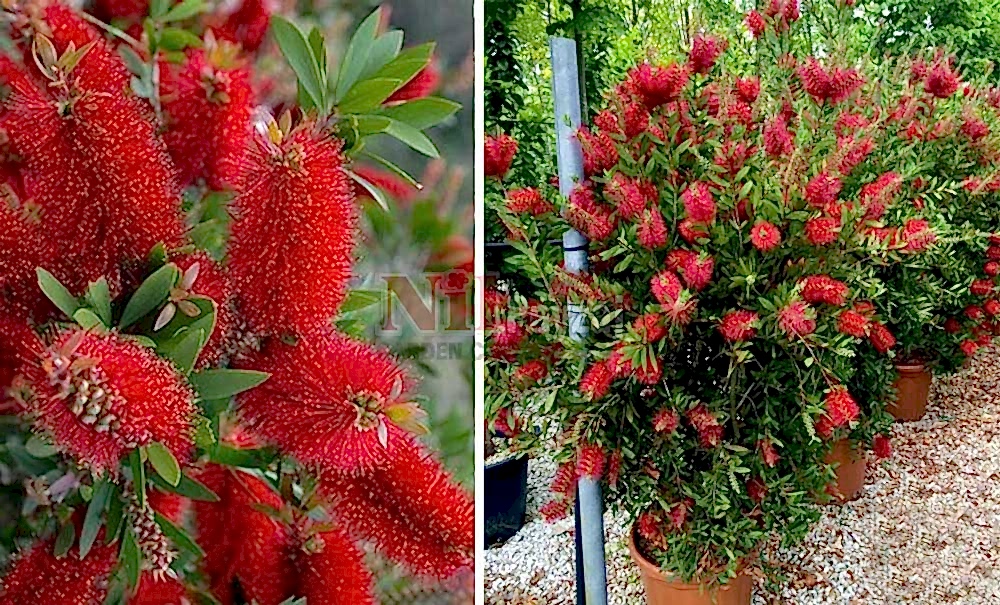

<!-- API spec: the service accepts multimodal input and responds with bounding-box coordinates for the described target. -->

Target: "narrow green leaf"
[25,435,59,458]
[188,369,270,400]
[150,0,171,18]
[160,27,202,50]
[162,0,207,22]
[271,16,325,111]
[121,528,141,588]
[210,445,275,469]
[154,511,204,557]
[105,487,125,545]
[385,118,439,157]
[355,115,392,136]
[359,151,419,187]
[379,97,461,129]
[162,328,206,374]
[146,442,181,486]
[120,264,179,328]
[335,8,382,101]
[36,268,80,318]
[85,277,113,325]
[338,77,404,114]
[128,450,146,510]
[307,26,326,72]
[54,521,75,557]
[74,308,106,331]
[340,289,384,313]
[149,472,219,502]
[370,42,433,84]
[345,168,390,211]
[362,29,404,79]
[80,478,113,558]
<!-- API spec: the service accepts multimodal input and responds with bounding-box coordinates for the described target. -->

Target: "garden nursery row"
[485,1,1000,603]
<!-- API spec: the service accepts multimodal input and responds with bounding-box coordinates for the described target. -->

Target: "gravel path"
[485,350,1000,604]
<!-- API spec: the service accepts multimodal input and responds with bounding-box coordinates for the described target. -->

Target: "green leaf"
[105,489,125,545]
[160,27,202,51]
[54,521,75,557]
[85,277,113,326]
[369,42,433,87]
[25,435,59,458]
[338,77,405,114]
[128,450,146,510]
[150,0,171,18]
[162,0,207,21]
[210,445,275,469]
[307,26,326,72]
[36,268,80,318]
[154,511,204,557]
[271,16,326,111]
[80,478,113,558]
[385,118,439,157]
[335,8,382,101]
[149,472,219,502]
[362,29,403,79]
[379,97,461,129]
[359,151,419,187]
[355,115,392,136]
[121,528,141,588]
[188,369,270,400]
[146,442,181,487]
[120,264,179,328]
[73,308,106,331]
[345,168,390,211]
[162,328,206,374]
[340,289,384,313]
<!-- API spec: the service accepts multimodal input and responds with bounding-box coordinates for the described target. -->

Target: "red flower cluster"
[800,275,849,306]
[485,133,518,179]
[688,34,726,74]
[777,301,816,336]
[626,62,690,109]
[718,310,758,342]
[797,57,865,105]
[687,404,723,448]
[506,187,554,216]
[750,220,782,251]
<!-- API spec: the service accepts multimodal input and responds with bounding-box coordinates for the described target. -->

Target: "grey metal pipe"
[550,35,609,605]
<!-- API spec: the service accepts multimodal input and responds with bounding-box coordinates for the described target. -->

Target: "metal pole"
[550,35,609,605]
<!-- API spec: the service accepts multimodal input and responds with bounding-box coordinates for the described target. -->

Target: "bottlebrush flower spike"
[718,310,758,342]
[638,209,668,249]
[132,574,191,605]
[565,184,616,241]
[236,330,426,474]
[386,60,440,103]
[576,443,606,480]
[745,10,766,38]
[735,77,761,103]
[606,174,648,220]
[804,216,840,246]
[750,220,781,251]
[626,62,689,108]
[777,301,816,337]
[577,126,619,176]
[688,34,726,74]
[211,0,271,52]
[653,407,680,435]
[160,42,255,190]
[228,120,357,336]
[17,329,196,473]
[758,439,780,467]
[763,116,794,157]
[0,534,118,605]
[579,360,614,400]
[294,527,376,605]
[687,404,723,448]
[837,309,870,337]
[924,59,960,98]
[0,6,186,296]
[800,275,849,306]
[318,443,473,580]
[823,386,860,427]
[0,314,40,399]
[506,187,553,216]
[872,434,892,459]
[484,133,517,179]
[869,321,896,353]
[634,313,667,342]
[0,204,54,315]
[681,181,717,223]
[804,172,842,209]
[651,270,683,306]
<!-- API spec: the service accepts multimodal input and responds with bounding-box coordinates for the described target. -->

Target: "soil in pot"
[823,439,866,503]
[485,453,529,545]
[888,363,931,421]
[628,531,753,605]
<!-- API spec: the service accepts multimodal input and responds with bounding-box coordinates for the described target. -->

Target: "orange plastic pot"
[888,363,931,421]
[628,532,753,605]
[824,439,866,503]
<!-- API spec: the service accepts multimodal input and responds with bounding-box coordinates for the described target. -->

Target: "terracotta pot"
[824,439,866,503]
[888,363,931,421]
[628,531,753,605]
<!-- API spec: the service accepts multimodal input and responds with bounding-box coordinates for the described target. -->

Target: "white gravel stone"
[485,349,1000,604]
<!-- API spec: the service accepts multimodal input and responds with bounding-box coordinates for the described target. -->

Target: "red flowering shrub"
[0,4,469,603]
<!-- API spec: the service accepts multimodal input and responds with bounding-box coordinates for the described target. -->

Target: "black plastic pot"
[485,453,529,545]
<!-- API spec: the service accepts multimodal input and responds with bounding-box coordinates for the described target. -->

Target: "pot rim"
[627,527,747,592]
[895,362,928,372]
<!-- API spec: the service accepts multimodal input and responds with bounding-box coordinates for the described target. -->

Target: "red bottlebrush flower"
[745,10,767,38]
[961,115,990,140]
[681,182,717,223]
[580,361,614,400]
[484,289,509,324]
[837,136,876,175]
[944,317,963,334]
[92,0,149,21]
[606,174,648,220]
[758,439,780,467]
[566,185,617,241]
[667,500,690,530]
[0,197,56,317]
[971,279,994,297]
[678,219,710,244]
[637,512,662,543]
[577,126,619,176]
[966,305,985,321]
[925,61,960,98]
[985,299,1000,317]
[160,46,254,190]
[512,360,549,387]
[493,407,523,437]
[680,254,714,292]
[623,101,650,138]
[688,34,726,74]
[0,6,185,296]
[540,500,571,522]
[294,527,377,605]
[506,187,553,216]
[869,321,896,353]
[386,60,440,103]
[634,313,667,342]
[550,462,577,498]
[228,123,356,336]
[768,0,801,21]
[985,261,1000,277]
[171,253,233,368]
[634,358,663,385]
[627,62,690,109]
[718,310,759,342]
[804,216,840,245]
[989,245,1000,260]
[687,404,723,448]
[638,209,669,249]
[838,309,870,337]
[606,450,623,488]
[746,477,767,503]
[872,434,892,460]
[132,575,191,605]
[859,172,903,219]
[961,339,979,357]
[593,109,622,134]
[352,164,420,205]
[804,172,842,209]
[777,301,816,336]
[797,58,864,104]
[651,270,684,306]
[576,443,606,480]
[750,220,782,252]
[901,218,936,252]
[235,331,425,474]
[735,77,761,104]
[763,116,795,157]
[212,0,271,52]
[18,330,196,473]
[318,445,473,580]
[800,275,849,306]
[824,386,860,427]
[653,408,680,435]
[666,250,697,271]
[0,535,118,604]
[484,133,518,179]
[0,315,39,398]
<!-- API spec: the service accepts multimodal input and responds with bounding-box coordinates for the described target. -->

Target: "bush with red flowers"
[480,2,1000,588]
[0,4,471,604]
